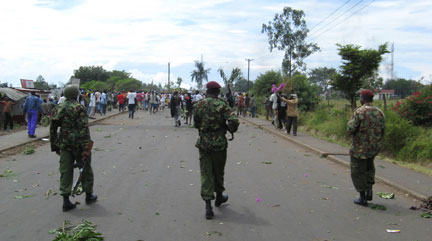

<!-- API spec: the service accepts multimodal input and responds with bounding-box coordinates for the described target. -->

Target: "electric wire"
[309,0,352,31]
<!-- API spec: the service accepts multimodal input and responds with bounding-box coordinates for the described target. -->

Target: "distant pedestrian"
[270,90,278,127]
[277,93,287,129]
[23,91,44,138]
[117,92,125,112]
[88,92,96,117]
[185,92,193,125]
[347,90,385,206]
[193,81,239,219]
[127,90,137,119]
[250,94,256,118]
[1,97,16,131]
[100,91,107,115]
[237,93,244,116]
[264,95,271,120]
[280,93,298,136]
[170,91,182,127]
[244,94,250,117]
[58,94,66,105]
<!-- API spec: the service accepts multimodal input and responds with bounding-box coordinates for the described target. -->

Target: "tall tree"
[251,70,283,97]
[218,67,243,91]
[191,60,211,89]
[262,7,319,76]
[308,67,337,94]
[72,66,110,83]
[176,77,183,88]
[331,43,389,110]
[34,75,50,90]
[383,78,424,98]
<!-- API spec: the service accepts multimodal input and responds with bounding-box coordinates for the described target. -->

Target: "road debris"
[320,185,340,190]
[262,161,272,164]
[206,231,222,236]
[49,220,103,240]
[386,229,400,233]
[45,188,58,199]
[256,198,262,202]
[410,196,432,218]
[377,192,395,199]
[370,203,387,210]
[14,195,35,199]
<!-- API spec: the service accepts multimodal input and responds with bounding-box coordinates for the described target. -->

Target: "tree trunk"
[383,94,387,111]
[351,95,356,111]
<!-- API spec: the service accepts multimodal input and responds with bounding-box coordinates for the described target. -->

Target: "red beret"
[360,89,374,97]
[206,81,221,89]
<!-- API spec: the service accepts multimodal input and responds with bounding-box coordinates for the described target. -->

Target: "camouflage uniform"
[347,103,385,192]
[50,100,94,196]
[193,96,239,201]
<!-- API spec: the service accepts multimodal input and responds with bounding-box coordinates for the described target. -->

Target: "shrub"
[381,110,421,154]
[398,131,432,163]
[393,85,432,126]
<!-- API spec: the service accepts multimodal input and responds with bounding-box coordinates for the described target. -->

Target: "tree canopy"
[384,78,424,98]
[34,75,50,90]
[308,67,337,94]
[72,66,110,83]
[262,7,319,76]
[331,43,389,109]
[191,60,211,89]
[251,70,282,97]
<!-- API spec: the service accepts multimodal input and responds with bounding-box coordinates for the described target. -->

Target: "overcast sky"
[1,0,431,89]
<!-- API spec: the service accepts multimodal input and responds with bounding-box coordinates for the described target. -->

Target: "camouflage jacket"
[347,103,385,159]
[193,96,239,151]
[50,100,91,151]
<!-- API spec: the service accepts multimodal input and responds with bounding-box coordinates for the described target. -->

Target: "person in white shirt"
[89,92,96,118]
[127,90,137,119]
[193,90,203,102]
[270,90,278,127]
[58,94,66,105]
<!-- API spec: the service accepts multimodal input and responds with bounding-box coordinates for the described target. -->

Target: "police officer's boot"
[62,195,76,212]
[205,200,214,219]
[353,191,368,206]
[85,193,98,204]
[215,192,229,207]
[366,184,373,201]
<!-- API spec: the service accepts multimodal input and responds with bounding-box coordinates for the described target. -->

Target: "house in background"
[374,89,395,100]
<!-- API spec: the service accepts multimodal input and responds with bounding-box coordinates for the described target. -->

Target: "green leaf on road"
[370,203,387,210]
[5,169,13,173]
[96,128,103,132]
[378,165,385,169]
[262,161,272,164]
[23,146,35,155]
[377,192,395,199]
[48,229,57,234]
[104,134,111,138]
[320,185,340,190]
[14,195,35,199]
[420,212,432,218]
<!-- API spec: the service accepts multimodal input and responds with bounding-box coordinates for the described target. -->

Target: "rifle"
[225,82,235,141]
[72,140,94,197]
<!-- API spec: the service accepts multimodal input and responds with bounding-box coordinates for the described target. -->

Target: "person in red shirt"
[117,93,125,112]
[1,97,16,131]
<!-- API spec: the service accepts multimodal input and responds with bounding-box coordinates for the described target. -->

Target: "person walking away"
[244,94,250,117]
[94,90,101,114]
[149,91,157,114]
[117,92,125,112]
[88,92,97,118]
[280,93,298,135]
[170,91,182,127]
[136,91,143,110]
[50,85,97,211]
[127,90,137,119]
[185,92,193,125]
[100,91,107,115]
[237,93,244,116]
[277,93,287,129]
[193,81,239,219]
[270,90,278,127]
[250,94,256,118]
[23,91,44,138]
[347,90,385,206]
[2,97,16,131]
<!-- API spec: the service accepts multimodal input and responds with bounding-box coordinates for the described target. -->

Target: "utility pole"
[245,58,254,92]
[168,62,171,91]
[391,43,394,80]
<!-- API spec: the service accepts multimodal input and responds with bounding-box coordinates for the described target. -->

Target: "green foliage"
[392,85,432,126]
[115,78,142,91]
[331,43,389,109]
[398,131,432,163]
[72,66,110,83]
[23,146,35,155]
[176,77,183,88]
[34,75,50,90]
[384,78,424,98]
[191,60,211,89]
[262,7,319,76]
[41,115,50,127]
[291,74,320,111]
[251,70,282,97]
[51,220,103,241]
[80,81,109,91]
[218,67,244,93]
[234,78,252,93]
[308,67,337,94]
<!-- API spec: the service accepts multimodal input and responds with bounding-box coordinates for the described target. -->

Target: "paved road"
[0,110,430,241]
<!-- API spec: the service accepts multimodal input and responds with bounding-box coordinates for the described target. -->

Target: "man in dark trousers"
[193,81,239,219]
[50,85,97,211]
[347,89,385,206]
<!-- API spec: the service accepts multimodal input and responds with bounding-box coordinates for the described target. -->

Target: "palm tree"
[191,60,211,89]
[218,67,243,91]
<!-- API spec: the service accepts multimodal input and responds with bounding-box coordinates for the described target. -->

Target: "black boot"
[62,195,76,212]
[85,193,98,204]
[366,184,373,201]
[215,193,229,207]
[205,200,214,219]
[353,191,368,206]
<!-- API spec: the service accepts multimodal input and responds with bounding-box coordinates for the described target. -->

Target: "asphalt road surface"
[0,109,430,241]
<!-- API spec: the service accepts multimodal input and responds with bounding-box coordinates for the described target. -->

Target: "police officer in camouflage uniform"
[347,89,385,206]
[193,81,239,219]
[50,85,97,211]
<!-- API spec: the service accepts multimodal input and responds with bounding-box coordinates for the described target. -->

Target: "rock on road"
[0,109,430,241]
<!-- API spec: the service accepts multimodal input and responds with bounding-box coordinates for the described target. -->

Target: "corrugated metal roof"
[0,88,28,101]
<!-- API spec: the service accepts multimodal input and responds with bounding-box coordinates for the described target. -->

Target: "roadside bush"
[382,110,421,155]
[393,85,432,126]
[398,131,432,163]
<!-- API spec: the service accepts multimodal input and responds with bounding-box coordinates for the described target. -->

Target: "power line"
[309,0,352,31]
[310,0,376,40]
[309,0,365,37]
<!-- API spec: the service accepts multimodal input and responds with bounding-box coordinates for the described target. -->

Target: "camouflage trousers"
[59,150,94,196]
[350,156,375,192]
[199,149,227,201]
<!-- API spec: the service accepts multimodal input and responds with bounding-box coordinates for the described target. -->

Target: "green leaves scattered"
[320,185,340,190]
[377,192,395,199]
[14,195,35,199]
[420,212,432,218]
[369,203,387,210]
[1,169,15,178]
[96,128,103,132]
[51,220,104,241]
[23,146,35,155]
[262,161,272,164]
[103,134,111,138]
